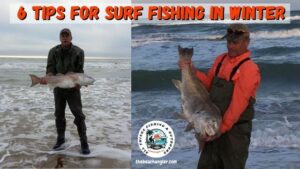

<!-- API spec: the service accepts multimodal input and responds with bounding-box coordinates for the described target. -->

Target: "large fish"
[172,45,221,151]
[29,73,95,88]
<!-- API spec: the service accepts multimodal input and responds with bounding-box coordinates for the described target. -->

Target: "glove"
[40,77,47,85]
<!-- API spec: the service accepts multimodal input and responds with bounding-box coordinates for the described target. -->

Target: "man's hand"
[40,77,47,85]
[75,84,81,90]
[205,132,221,142]
[178,60,198,75]
[178,59,192,69]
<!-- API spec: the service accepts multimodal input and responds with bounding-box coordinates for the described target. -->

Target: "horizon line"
[0,55,130,60]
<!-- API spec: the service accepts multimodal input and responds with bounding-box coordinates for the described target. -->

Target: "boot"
[53,137,65,150]
[81,140,90,155]
[53,119,66,150]
[75,119,90,154]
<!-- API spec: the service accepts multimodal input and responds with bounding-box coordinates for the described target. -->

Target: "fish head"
[79,74,95,86]
[203,118,220,137]
[178,45,193,61]
[192,112,221,139]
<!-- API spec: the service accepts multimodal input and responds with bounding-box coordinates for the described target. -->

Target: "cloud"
[0,0,131,58]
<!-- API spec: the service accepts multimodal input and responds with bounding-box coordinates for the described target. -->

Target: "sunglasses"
[227,28,248,35]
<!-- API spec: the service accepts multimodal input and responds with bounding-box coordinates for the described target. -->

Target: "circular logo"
[138,121,175,158]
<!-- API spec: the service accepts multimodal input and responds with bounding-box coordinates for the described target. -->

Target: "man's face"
[227,38,249,57]
[60,33,72,47]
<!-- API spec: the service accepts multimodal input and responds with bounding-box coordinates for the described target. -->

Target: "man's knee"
[69,102,85,120]
[74,114,86,124]
[55,109,65,119]
[69,103,82,112]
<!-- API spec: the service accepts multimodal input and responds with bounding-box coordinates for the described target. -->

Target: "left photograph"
[0,9,131,169]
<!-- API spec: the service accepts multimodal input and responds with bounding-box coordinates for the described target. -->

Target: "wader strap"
[230,58,250,81]
[215,54,227,77]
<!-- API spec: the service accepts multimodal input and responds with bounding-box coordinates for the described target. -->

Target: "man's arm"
[41,49,56,85]
[220,64,261,133]
[178,54,224,90]
[46,49,56,75]
[193,55,224,90]
[74,49,84,89]
[77,50,84,73]
[194,67,214,90]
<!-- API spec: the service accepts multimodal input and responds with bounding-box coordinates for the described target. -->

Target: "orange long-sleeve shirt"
[194,51,261,133]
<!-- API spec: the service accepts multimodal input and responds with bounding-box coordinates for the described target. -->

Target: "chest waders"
[52,47,90,154]
[198,55,255,169]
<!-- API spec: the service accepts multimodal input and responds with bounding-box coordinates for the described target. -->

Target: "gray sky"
[0,0,131,58]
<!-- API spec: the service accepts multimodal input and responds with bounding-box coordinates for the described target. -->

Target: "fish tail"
[29,74,41,87]
[178,45,193,60]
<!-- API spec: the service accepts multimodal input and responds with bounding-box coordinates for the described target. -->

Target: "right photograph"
[131,7,300,169]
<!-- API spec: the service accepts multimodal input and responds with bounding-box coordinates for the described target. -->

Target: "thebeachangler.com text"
[136,159,177,165]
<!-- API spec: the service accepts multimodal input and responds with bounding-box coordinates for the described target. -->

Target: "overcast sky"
[1,0,299,57]
[0,0,131,58]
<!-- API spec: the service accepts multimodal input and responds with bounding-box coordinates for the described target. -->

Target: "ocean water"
[0,58,131,168]
[131,11,300,169]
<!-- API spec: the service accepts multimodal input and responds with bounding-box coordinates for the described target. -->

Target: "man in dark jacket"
[41,28,90,154]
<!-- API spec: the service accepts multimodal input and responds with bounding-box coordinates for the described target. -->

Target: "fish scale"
[172,45,222,151]
[29,73,95,89]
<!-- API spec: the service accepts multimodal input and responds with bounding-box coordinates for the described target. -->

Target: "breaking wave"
[132,28,300,48]
[251,28,300,39]
[132,63,300,91]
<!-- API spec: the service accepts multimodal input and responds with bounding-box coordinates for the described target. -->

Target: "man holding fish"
[40,28,91,155]
[178,23,261,169]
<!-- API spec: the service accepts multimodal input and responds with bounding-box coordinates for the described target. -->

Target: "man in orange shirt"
[179,23,261,169]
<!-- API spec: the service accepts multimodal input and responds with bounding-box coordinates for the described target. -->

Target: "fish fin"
[178,45,182,54]
[172,79,182,92]
[185,122,194,132]
[29,74,41,87]
[178,45,193,60]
